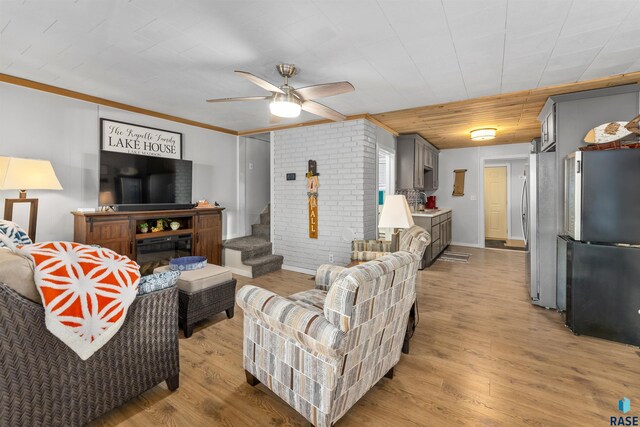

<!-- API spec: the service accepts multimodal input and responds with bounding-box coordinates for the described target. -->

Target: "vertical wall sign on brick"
[306,160,319,239]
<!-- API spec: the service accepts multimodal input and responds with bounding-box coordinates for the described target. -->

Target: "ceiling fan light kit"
[270,92,302,118]
[470,128,497,141]
[207,63,354,122]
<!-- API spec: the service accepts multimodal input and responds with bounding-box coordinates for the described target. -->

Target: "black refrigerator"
[558,149,640,346]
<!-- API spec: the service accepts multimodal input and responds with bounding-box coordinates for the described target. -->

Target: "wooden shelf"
[135,228,193,240]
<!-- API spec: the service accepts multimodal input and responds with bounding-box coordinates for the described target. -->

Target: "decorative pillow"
[0,220,32,249]
[138,270,180,295]
[0,248,41,303]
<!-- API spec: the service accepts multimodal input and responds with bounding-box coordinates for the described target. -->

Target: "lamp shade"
[0,157,63,191]
[378,195,414,229]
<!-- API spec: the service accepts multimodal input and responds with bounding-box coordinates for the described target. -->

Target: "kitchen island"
[412,208,452,268]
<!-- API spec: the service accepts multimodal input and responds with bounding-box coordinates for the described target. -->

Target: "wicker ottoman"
[155,264,237,338]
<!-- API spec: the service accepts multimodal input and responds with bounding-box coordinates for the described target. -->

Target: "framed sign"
[101,119,182,159]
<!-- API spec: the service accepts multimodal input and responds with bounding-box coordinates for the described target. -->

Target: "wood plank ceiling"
[371,71,640,149]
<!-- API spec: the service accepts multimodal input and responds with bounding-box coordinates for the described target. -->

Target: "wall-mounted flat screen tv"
[99,151,193,210]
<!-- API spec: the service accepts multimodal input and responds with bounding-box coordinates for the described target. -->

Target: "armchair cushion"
[237,285,346,357]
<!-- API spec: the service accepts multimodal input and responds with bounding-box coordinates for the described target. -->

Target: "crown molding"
[0,73,238,136]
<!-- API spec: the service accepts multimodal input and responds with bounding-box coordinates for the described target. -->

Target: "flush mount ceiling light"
[269,90,302,118]
[470,128,497,141]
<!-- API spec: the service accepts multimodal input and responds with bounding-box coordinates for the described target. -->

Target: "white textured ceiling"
[1,0,640,132]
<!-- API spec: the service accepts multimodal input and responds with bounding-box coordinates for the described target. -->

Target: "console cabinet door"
[88,220,133,258]
[195,212,221,265]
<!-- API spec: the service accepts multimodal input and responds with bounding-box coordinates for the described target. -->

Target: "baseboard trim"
[281,264,315,276]
[450,242,484,248]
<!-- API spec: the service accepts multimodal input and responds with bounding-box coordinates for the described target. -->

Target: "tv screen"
[99,151,192,206]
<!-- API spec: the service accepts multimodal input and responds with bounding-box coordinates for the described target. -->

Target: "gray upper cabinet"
[397,134,439,190]
[539,98,556,152]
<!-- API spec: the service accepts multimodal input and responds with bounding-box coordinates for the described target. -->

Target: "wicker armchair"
[0,282,180,427]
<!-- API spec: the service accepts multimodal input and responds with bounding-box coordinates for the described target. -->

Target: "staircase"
[223,205,283,278]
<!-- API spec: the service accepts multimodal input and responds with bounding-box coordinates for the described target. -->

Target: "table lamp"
[378,194,414,252]
[0,156,63,242]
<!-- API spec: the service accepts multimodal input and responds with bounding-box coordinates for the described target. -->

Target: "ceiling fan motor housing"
[276,63,297,78]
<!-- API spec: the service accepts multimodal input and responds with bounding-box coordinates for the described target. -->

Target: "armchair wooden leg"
[166,373,179,391]
[384,367,394,379]
[402,338,410,354]
[245,370,260,386]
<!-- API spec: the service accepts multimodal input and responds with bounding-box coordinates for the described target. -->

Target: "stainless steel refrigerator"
[525,141,558,309]
[557,149,640,346]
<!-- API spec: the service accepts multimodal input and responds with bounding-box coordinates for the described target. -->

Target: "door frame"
[478,155,529,248]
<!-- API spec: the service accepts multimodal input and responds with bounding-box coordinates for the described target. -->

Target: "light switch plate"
[470,195,477,201]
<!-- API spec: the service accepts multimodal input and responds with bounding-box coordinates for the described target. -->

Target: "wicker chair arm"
[315,264,348,291]
[236,285,345,357]
[0,282,179,426]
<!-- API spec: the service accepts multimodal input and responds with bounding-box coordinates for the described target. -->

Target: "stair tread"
[244,254,284,267]
[224,236,271,251]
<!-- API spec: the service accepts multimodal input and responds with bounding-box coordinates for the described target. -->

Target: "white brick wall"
[272,119,380,272]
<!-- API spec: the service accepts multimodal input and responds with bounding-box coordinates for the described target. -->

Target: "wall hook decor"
[306,160,319,238]
[453,169,467,196]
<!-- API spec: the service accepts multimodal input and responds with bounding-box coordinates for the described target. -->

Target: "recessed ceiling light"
[470,128,497,141]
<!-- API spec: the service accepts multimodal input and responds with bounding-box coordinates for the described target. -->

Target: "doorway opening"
[480,157,528,251]
[378,148,395,239]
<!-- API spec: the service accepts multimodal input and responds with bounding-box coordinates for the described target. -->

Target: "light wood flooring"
[92,246,640,426]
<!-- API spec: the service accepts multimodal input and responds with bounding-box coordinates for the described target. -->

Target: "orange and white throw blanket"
[18,242,140,360]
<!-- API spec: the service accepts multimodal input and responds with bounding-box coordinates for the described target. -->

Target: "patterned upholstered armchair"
[236,226,429,426]
[349,225,431,263]
[321,225,431,353]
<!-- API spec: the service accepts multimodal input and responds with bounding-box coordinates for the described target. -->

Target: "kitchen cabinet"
[397,134,440,190]
[539,99,556,152]
[427,149,439,191]
[411,209,452,269]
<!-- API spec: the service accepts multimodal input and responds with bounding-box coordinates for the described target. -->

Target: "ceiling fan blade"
[235,71,284,94]
[206,96,270,103]
[293,81,354,101]
[301,101,347,121]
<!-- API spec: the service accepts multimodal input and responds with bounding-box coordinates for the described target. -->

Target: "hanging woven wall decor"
[306,160,319,239]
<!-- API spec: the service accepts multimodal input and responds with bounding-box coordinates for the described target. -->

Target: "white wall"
[0,82,241,242]
[272,119,380,273]
[238,134,271,235]
[434,143,530,247]
[485,158,527,240]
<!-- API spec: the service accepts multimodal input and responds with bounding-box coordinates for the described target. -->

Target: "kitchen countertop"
[411,208,452,218]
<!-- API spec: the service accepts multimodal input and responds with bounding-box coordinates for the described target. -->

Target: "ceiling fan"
[206,64,354,122]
